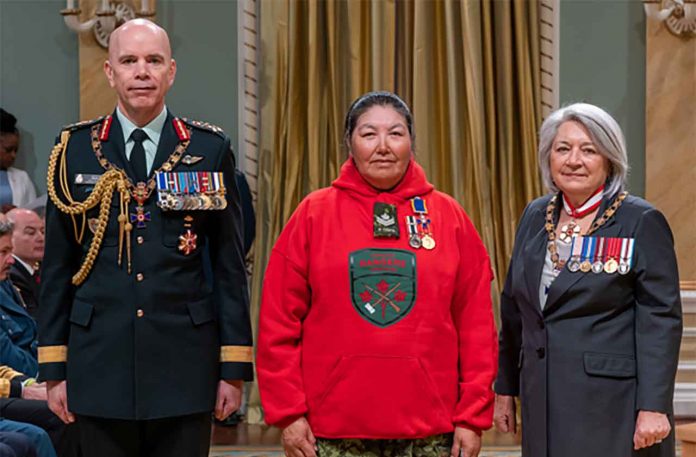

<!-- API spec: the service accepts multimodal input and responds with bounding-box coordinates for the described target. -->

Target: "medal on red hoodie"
[405,216,421,249]
[373,203,399,238]
[411,197,436,250]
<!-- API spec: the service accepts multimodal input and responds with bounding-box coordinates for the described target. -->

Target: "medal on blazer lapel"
[559,186,604,244]
[544,191,628,272]
[618,238,635,275]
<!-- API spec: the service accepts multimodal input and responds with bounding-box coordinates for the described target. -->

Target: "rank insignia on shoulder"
[63,116,107,133]
[172,118,191,141]
[181,118,225,137]
[181,154,204,165]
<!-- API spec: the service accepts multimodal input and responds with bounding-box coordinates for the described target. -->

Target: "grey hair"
[0,220,13,237]
[538,103,629,197]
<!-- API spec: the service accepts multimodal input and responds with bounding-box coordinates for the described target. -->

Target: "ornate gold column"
[644,0,696,290]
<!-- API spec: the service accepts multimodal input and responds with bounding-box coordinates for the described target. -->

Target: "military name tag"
[373,202,399,238]
[74,173,102,185]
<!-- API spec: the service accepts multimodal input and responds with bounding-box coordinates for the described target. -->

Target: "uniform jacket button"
[136,273,144,282]
[137,236,144,245]
[536,347,546,359]
[136,309,144,318]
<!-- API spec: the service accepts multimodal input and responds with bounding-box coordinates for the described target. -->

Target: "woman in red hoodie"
[257,92,497,457]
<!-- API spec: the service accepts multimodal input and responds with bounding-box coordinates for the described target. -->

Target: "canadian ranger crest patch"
[349,249,417,327]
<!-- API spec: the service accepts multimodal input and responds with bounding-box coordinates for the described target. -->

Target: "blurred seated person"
[0,366,78,457]
[0,431,37,457]
[0,419,53,457]
[0,110,36,212]
[6,210,43,318]
[0,217,37,376]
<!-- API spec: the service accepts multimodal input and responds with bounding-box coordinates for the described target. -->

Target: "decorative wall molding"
[237,0,259,202]
[539,0,560,118]
[644,0,696,38]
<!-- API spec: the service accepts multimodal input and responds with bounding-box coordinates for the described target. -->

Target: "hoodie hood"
[332,158,434,200]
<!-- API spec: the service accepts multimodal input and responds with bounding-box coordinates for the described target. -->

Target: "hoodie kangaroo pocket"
[310,355,452,438]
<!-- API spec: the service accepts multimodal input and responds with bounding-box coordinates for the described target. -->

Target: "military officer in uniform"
[38,19,253,457]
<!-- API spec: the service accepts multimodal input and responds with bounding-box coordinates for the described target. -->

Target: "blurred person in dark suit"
[6,209,43,319]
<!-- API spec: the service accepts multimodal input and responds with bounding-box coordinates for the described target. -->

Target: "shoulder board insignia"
[62,116,107,132]
[98,115,113,141]
[172,118,191,141]
[181,117,225,137]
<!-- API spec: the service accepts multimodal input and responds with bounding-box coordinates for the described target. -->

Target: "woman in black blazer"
[494,103,682,457]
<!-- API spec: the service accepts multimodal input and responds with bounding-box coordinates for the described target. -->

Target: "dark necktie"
[130,129,149,183]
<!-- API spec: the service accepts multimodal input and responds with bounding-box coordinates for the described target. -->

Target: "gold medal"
[604,258,618,274]
[422,234,436,250]
[200,194,212,210]
[580,260,592,273]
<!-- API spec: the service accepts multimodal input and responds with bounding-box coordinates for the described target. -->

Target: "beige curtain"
[247,0,543,424]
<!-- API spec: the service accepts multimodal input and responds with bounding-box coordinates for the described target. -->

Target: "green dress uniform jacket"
[38,112,253,420]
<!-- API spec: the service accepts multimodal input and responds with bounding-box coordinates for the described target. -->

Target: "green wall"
[559,0,646,197]
[0,0,79,195]
[0,0,240,195]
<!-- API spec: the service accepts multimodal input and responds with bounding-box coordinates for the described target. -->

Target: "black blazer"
[496,192,682,457]
[38,112,253,420]
[9,260,38,319]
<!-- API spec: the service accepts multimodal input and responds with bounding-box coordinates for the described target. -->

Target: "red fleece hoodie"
[257,159,497,439]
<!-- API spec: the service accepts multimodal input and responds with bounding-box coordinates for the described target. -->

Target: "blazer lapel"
[543,192,621,314]
[150,112,178,177]
[523,222,549,315]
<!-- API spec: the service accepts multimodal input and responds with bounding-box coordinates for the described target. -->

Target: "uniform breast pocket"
[161,212,207,248]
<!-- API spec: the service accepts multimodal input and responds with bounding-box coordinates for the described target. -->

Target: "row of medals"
[157,192,227,211]
[155,171,227,211]
[561,233,635,275]
[407,197,435,250]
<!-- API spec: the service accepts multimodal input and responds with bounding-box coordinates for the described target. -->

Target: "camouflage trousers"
[316,433,453,457]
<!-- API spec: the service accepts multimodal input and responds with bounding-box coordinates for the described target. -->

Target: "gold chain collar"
[545,191,628,269]
[89,123,191,201]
